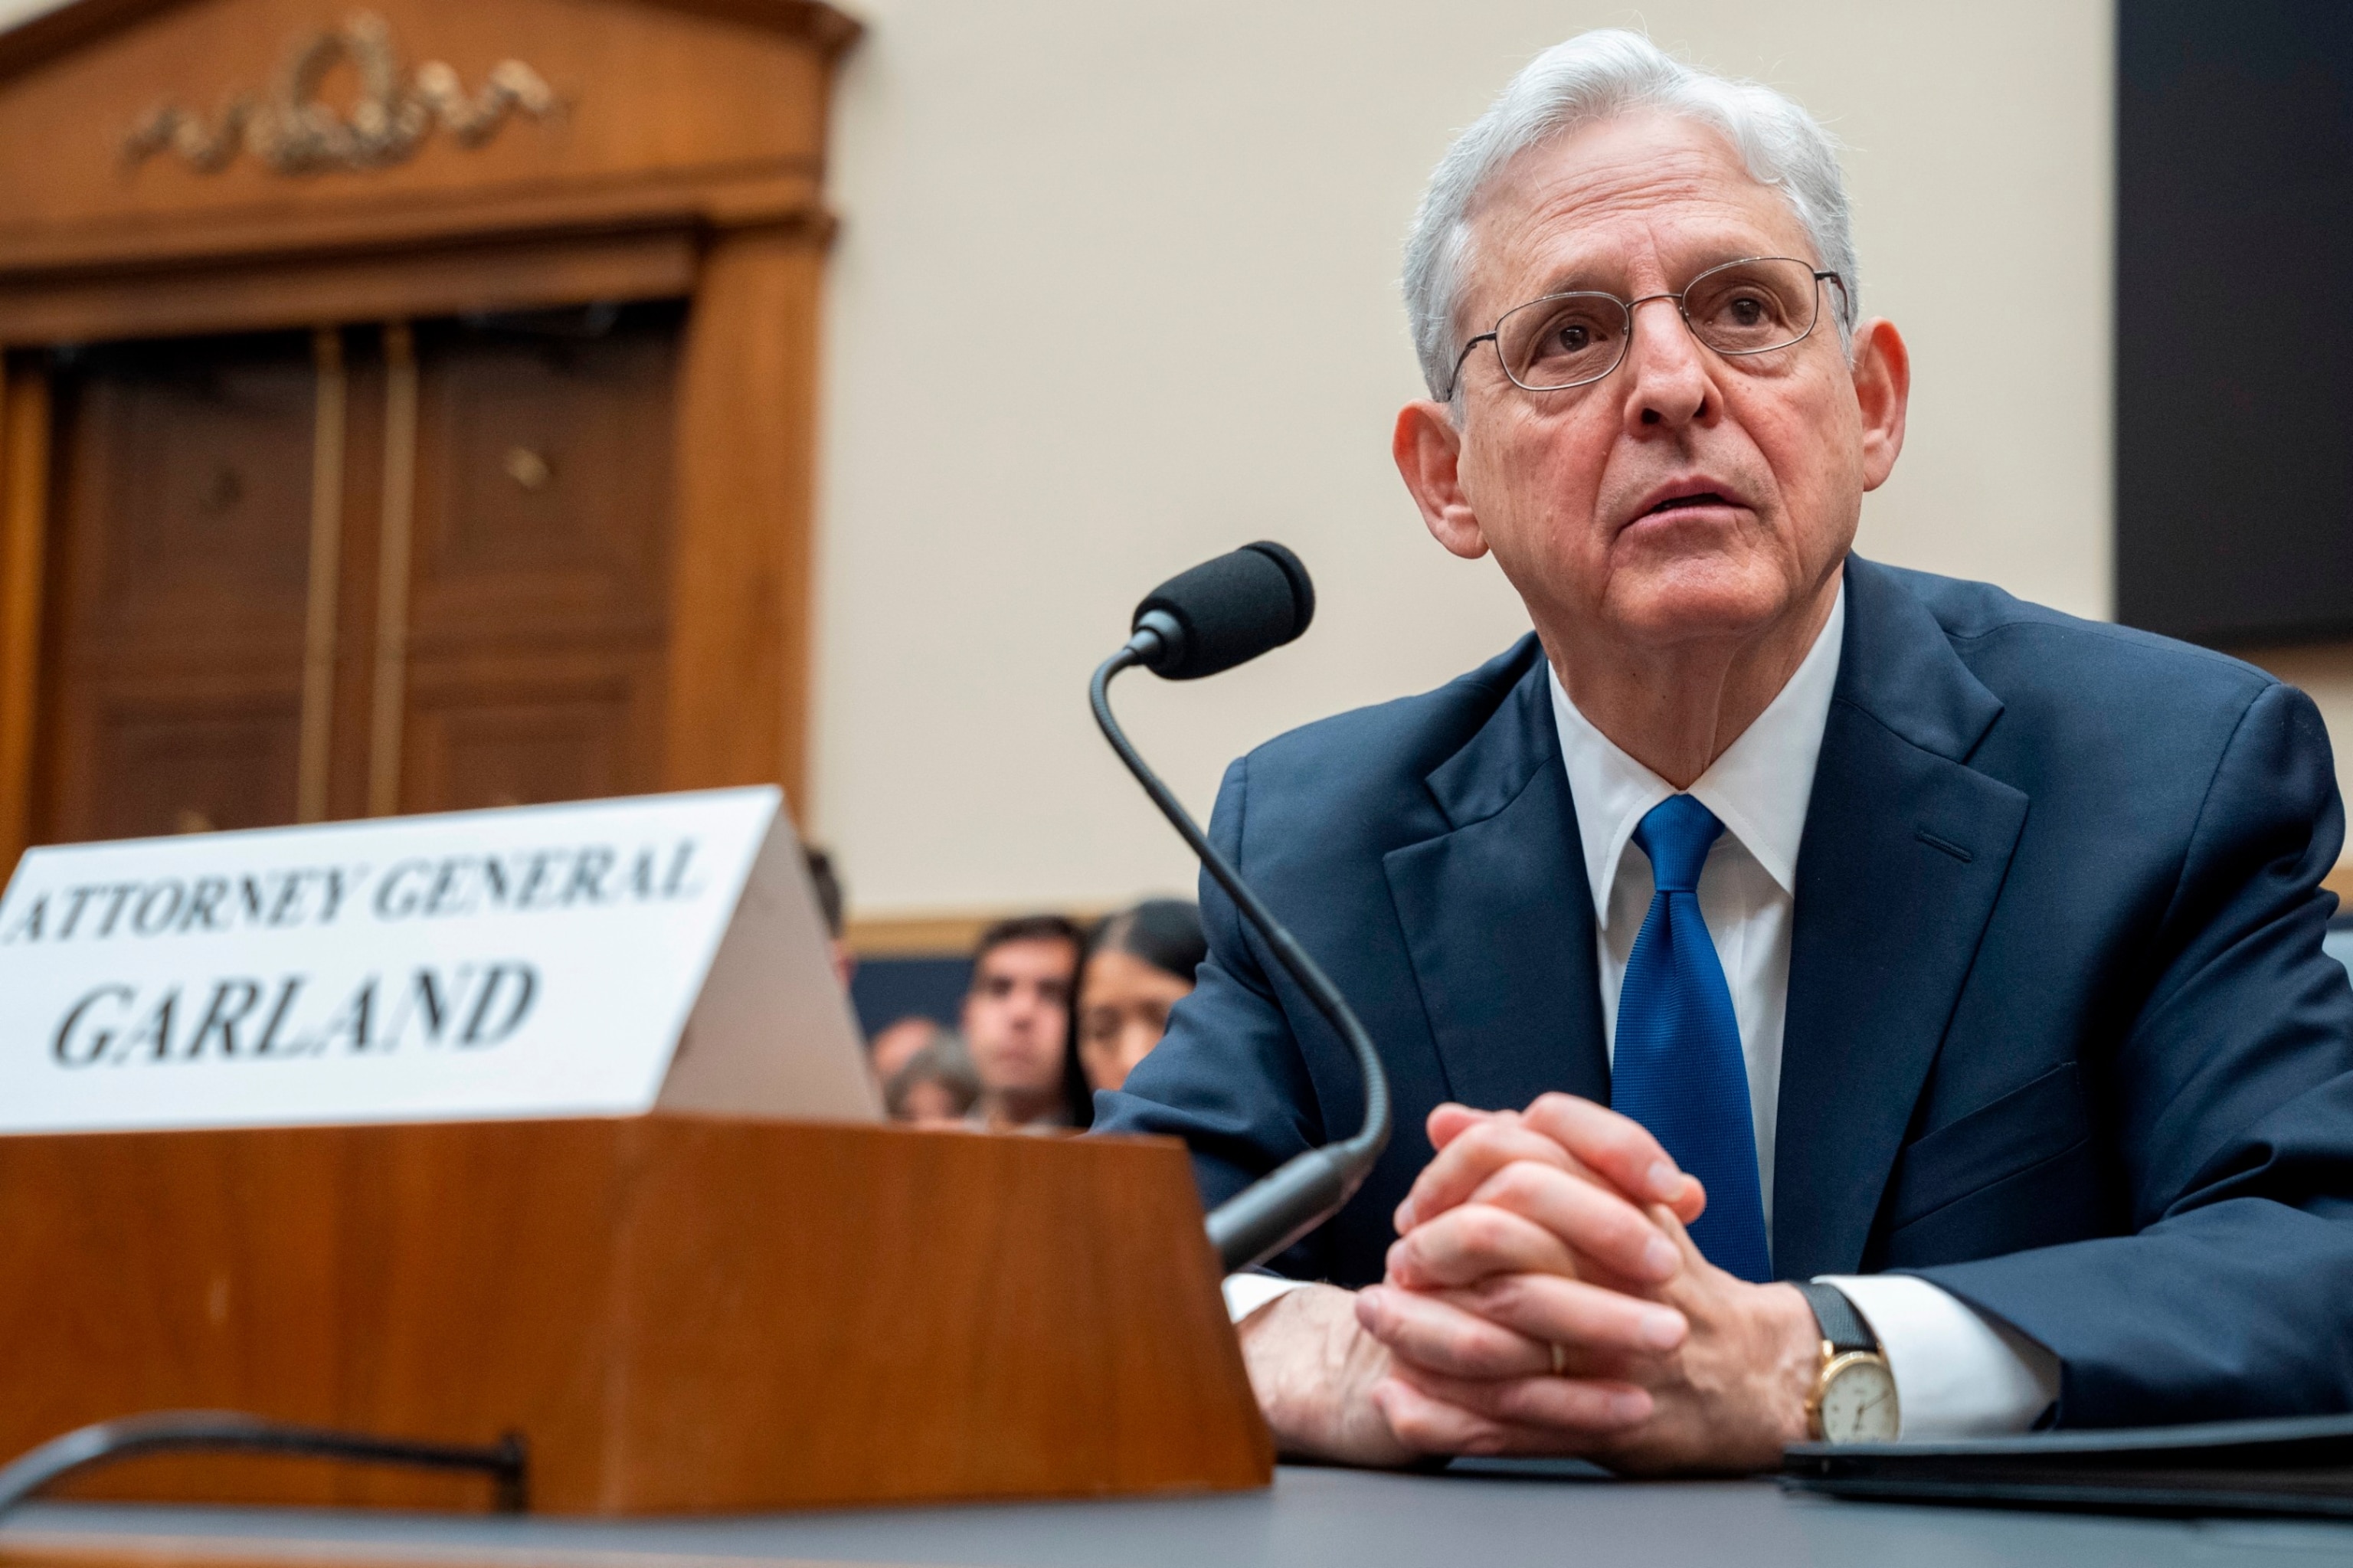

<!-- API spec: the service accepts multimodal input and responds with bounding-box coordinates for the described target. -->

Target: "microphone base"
[1206,1146,1367,1275]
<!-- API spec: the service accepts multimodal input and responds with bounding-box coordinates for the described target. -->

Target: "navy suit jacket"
[1094,555,2353,1429]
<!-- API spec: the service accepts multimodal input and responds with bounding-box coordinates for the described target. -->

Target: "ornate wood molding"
[122,11,558,175]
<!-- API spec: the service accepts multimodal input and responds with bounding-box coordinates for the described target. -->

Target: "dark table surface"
[8,1462,2353,1568]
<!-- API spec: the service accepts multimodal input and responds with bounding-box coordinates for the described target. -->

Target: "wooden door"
[32,302,682,843]
[398,305,679,814]
[36,330,316,841]
[0,0,853,879]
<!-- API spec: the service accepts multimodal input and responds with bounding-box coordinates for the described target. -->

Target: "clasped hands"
[1237,1093,1817,1474]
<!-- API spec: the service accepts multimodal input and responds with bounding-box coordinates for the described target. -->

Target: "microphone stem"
[1091,640,1392,1272]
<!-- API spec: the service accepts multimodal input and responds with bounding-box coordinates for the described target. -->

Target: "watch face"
[1818,1355,1900,1443]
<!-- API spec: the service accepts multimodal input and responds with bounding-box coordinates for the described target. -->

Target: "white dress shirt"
[1226,581,2059,1439]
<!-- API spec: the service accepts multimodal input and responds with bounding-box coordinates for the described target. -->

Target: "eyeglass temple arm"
[1441,332,1497,401]
[1815,270,1854,323]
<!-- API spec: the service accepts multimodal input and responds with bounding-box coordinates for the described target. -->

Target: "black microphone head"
[1131,542,1316,679]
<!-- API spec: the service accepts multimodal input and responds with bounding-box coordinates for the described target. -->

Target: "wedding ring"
[1550,1341,1567,1377]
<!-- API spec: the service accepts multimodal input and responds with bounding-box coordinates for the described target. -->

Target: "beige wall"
[813,1,2118,915]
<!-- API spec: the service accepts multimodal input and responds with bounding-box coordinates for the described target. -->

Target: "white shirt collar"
[1548,580,1845,919]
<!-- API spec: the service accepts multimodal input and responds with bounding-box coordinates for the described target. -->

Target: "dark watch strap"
[1795,1281,1878,1355]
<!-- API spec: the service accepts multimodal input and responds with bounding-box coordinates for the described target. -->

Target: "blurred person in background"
[885,1033,982,1125]
[801,844,855,991]
[961,915,1091,1131]
[1076,899,1206,1094]
[867,1013,947,1085]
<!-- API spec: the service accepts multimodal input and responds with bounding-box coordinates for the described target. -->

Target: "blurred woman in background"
[1075,899,1206,1095]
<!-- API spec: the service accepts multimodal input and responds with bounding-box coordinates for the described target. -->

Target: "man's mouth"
[1645,490,1731,516]
[1621,472,1752,529]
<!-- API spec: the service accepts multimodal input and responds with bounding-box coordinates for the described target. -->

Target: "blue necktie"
[1608,794,1772,1282]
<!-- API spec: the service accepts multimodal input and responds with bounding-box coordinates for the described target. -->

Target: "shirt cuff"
[1819,1273,2060,1439]
[1222,1272,1314,1323]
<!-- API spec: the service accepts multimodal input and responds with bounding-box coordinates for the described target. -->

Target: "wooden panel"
[0,229,701,349]
[0,172,817,286]
[55,333,314,655]
[400,648,665,811]
[0,1120,627,1511]
[0,1118,1272,1512]
[38,332,316,843]
[408,689,631,807]
[0,362,50,876]
[0,0,843,266]
[64,683,303,838]
[663,225,819,817]
[390,304,678,814]
[408,308,677,648]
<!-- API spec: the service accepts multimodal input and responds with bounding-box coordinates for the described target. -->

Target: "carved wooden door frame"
[0,0,858,872]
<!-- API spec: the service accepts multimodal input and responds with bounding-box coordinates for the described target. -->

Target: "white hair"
[1403,29,1860,401]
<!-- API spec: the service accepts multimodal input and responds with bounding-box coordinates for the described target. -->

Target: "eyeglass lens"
[1494,257,1822,392]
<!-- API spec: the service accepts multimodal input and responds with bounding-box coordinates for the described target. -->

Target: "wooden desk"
[0,1118,1268,1513]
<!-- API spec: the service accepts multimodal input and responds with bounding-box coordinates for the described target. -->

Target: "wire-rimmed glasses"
[1443,256,1846,399]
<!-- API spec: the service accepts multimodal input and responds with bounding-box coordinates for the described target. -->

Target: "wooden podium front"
[0,1117,1272,1512]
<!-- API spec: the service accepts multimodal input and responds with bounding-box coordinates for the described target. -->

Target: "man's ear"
[1393,401,1491,560]
[1851,318,1910,492]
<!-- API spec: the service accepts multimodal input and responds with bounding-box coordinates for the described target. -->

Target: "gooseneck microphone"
[1090,542,1392,1273]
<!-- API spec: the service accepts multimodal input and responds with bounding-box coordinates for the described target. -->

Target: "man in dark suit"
[1093,30,2353,1472]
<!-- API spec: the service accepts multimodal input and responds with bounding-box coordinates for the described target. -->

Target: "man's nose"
[1620,294,1713,432]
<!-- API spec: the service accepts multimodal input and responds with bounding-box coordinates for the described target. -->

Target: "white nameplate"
[0,787,881,1133]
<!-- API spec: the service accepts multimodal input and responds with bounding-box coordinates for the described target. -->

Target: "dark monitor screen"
[2117,0,2353,647]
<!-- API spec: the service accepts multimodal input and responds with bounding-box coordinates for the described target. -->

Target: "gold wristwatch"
[1795,1281,1899,1443]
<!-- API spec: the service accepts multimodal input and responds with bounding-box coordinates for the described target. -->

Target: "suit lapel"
[1772,560,2029,1278]
[1383,649,1611,1112]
